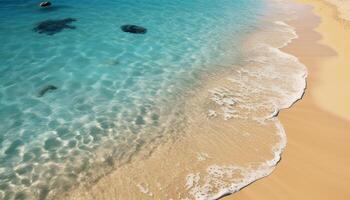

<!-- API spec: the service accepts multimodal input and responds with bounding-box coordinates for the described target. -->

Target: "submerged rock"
[37,85,58,97]
[33,18,77,36]
[39,1,52,8]
[121,25,147,34]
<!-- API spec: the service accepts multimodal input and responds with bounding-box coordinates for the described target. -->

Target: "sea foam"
[184,2,307,199]
[0,0,307,199]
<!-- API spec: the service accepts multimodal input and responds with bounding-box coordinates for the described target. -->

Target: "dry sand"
[324,0,350,21]
[225,0,350,199]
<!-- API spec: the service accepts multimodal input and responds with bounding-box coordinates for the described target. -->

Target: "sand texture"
[324,0,350,21]
[225,0,350,199]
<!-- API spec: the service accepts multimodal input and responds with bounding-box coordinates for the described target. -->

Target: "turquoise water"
[0,0,265,199]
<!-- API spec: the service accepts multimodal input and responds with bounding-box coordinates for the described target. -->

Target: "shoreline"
[63,1,308,199]
[3,1,347,199]
[225,0,350,199]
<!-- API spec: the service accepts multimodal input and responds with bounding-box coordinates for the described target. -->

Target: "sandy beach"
[64,0,309,199]
[225,0,350,199]
[53,0,350,199]
[3,0,349,199]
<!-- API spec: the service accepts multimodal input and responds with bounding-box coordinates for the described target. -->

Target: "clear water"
[0,0,265,199]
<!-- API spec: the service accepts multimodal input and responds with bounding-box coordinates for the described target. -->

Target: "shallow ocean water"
[0,0,265,199]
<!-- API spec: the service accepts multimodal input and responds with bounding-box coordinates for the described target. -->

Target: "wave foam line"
[185,18,308,200]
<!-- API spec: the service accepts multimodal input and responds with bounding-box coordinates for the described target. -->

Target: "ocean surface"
[0,0,270,199]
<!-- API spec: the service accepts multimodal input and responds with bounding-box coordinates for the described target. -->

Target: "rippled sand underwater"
[0,0,306,199]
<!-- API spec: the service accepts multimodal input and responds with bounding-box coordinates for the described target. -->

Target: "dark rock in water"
[33,18,77,36]
[121,25,147,34]
[39,1,52,8]
[38,85,58,97]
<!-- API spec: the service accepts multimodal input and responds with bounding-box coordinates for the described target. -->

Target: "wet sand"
[64,1,307,198]
[64,70,287,200]
[225,0,350,199]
